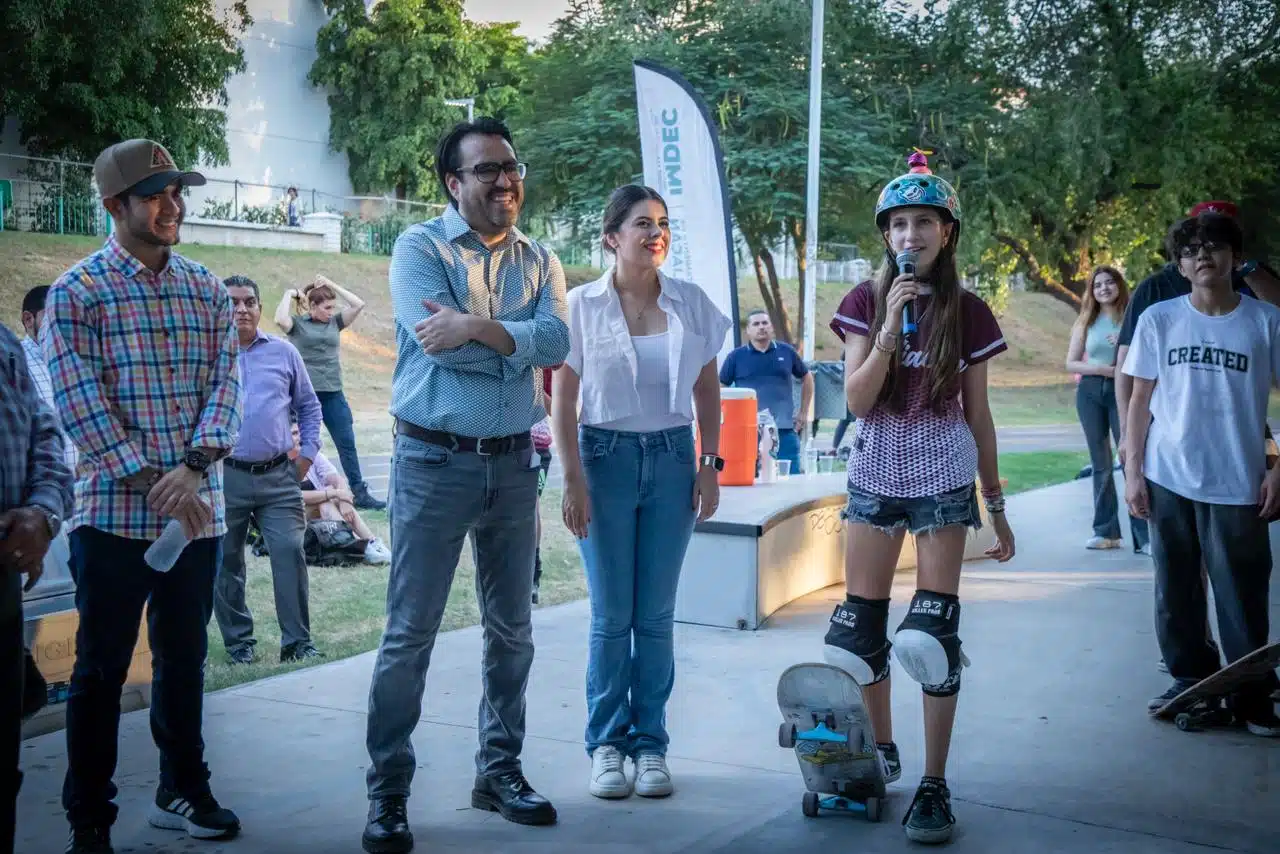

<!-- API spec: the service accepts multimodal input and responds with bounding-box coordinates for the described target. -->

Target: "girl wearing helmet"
[824,151,1016,844]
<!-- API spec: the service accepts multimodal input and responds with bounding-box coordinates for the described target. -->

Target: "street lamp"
[801,0,824,363]
[445,98,475,122]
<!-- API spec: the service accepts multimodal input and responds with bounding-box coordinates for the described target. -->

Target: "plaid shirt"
[42,235,242,541]
[0,323,74,522]
[22,335,79,474]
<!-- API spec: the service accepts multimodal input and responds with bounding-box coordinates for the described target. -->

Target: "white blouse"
[564,268,731,427]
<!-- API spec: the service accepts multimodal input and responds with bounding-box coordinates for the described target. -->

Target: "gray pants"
[215,461,311,654]
[366,432,539,798]
[1148,479,1276,709]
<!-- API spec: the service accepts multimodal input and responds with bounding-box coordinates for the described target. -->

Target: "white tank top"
[595,333,691,433]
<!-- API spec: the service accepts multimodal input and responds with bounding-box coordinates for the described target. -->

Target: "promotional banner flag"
[633,59,740,360]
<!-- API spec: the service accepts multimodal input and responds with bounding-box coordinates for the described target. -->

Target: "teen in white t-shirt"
[1122,211,1280,736]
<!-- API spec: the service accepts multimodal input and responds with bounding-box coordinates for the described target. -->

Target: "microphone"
[896,250,919,334]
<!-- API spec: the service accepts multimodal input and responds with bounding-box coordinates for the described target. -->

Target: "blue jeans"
[1076,376,1149,549]
[365,431,540,796]
[577,425,697,757]
[775,428,802,472]
[316,390,367,493]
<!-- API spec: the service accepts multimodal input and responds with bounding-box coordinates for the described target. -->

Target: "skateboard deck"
[1149,641,1280,732]
[776,662,885,821]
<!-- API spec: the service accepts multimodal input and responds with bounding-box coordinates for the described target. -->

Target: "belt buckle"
[476,437,496,456]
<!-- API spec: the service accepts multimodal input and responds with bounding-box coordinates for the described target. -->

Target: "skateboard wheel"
[778,722,797,749]
[1175,713,1195,732]
[865,796,882,822]
[802,791,820,818]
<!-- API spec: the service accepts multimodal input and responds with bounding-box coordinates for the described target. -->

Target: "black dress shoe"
[471,771,557,826]
[362,796,412,854]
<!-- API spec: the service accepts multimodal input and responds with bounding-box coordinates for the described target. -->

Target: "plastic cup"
[776,459,792,478]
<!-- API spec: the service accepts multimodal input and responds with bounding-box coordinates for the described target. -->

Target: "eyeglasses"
[1178,240,1227,259]
[455,161,527,184]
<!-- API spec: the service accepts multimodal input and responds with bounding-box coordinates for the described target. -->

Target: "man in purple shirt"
[213,275,325,665]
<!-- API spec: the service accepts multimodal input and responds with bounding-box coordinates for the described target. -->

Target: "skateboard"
[1149,641,1280,732]
[776,662,885,821]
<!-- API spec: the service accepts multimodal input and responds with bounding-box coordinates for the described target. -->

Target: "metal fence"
[0,152,447,256]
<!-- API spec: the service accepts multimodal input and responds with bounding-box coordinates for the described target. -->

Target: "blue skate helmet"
[875,149,962,231]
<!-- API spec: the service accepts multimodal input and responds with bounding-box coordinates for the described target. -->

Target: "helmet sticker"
[901,183,924,202]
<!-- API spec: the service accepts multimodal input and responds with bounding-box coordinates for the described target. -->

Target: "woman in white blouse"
[551,184,730,801]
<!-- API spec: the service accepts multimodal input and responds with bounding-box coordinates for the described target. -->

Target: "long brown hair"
[868,232,964,414]
[1075,266,1130,331]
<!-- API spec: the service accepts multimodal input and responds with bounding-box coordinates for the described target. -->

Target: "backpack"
[303,519,370,567]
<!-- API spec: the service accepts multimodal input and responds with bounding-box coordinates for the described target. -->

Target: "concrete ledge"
[176,212,341,253]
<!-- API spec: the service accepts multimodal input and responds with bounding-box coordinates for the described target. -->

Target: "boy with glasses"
[1122,211,1280,735]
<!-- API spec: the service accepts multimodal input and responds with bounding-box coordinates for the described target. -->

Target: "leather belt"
[225,453,291,475]
[394,419,531,456]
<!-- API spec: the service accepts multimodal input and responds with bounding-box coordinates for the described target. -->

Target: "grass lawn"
[1000,450,1090,495]
[204,451,1085,692]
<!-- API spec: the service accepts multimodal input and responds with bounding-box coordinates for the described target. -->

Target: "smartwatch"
[700,454,725,472]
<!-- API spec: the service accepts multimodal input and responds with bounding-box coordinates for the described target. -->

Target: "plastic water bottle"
[144,518,191,572]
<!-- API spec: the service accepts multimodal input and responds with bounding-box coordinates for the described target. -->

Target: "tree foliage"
[0,0,251,167]
[309,0,530,200]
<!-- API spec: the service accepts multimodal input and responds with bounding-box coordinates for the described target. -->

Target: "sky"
[465,0,572,42]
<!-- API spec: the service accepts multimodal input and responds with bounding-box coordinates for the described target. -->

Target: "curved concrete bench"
[674,472,997,630]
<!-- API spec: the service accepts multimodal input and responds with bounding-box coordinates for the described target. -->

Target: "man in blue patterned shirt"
[362,118,570,853]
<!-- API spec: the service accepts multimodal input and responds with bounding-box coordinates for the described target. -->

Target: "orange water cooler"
[702,387,758,486]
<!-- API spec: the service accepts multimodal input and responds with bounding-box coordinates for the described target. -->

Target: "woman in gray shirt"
[274,276,385,510]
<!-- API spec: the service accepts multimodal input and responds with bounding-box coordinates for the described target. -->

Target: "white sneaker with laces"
[364,538,391,565]
[589,746,631,799]
[633,752,673,798]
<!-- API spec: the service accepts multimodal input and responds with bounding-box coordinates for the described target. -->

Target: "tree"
[309,0,529,201]
[0,0,251,166]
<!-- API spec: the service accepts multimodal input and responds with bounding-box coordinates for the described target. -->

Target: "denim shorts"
[843,482,982,535]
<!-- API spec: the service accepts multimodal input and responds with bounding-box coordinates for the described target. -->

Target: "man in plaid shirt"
[42,139,243,853]
[2,319,74,854]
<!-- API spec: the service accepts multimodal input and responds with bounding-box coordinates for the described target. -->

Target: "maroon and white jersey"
[830,280,1007,498]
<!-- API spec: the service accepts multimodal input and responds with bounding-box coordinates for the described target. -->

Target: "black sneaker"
[281,642,325,663]
[877,741,902,783]
[146,788,241,839]
[65,826,113,853]
[362,795,413,854]
[902,777,956,844]
[1147,680,1197,711]
[354,490,387,511]
[228,646,256,665]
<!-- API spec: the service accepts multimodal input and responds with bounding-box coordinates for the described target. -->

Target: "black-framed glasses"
[1178,240,1226,259]
[455,161,527,184]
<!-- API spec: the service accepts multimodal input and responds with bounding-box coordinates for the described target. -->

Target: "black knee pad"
[823,595,892,686]
[892,590,965,697]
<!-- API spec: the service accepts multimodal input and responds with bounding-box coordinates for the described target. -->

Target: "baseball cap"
[1188,200,1238,218]
[94,139,207,199]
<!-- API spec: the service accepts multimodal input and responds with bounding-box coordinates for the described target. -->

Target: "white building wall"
[1,1,352,216]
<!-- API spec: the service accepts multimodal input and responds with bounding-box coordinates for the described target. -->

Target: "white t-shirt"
[1123,294,1280,505]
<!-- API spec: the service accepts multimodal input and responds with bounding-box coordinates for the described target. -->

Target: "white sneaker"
[588,746,631,799]
[1085,536,1122,550]
[364,538,391,565]
[633,753,673,798]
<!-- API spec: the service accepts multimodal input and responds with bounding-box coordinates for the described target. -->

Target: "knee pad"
[892,591,967,697]
[823,596,892,686]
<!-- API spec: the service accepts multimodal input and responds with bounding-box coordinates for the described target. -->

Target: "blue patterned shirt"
[388,206,570,437]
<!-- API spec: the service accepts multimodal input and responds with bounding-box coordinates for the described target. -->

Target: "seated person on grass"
[288,423,391,565]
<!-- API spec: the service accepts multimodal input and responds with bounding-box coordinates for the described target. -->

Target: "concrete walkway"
[16,477,1279,853]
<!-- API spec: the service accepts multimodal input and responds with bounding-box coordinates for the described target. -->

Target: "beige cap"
[94,139,207,199]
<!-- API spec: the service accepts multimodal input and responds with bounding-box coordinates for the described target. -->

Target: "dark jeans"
[316,390,368,494]
[1076,375,1148,548]
[832,412,855,449]
[62,527,218,830]
[1147,480,1278,711]
[1,574,21,854]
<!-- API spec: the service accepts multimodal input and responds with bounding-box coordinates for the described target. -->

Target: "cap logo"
[150,145,175,169]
